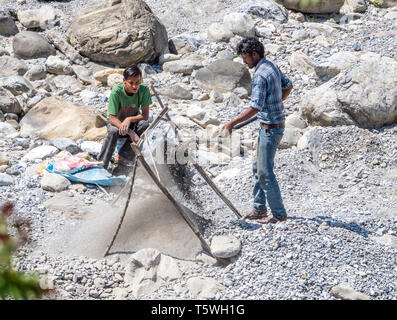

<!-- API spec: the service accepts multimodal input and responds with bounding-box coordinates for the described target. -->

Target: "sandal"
[244,210,268,220]
[257,215,287,224]
[114,154,135,167]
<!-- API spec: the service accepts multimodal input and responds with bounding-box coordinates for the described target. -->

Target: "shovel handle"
[233,115,258,130]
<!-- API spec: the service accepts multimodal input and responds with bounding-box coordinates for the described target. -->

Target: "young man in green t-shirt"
[97,64,152,169]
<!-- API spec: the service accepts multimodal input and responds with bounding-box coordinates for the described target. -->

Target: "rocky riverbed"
[0,0,397,300]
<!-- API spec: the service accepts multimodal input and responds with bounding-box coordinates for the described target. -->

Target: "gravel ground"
[1,0,397,300]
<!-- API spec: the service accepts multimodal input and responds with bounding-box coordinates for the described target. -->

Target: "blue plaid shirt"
[251,57,292,125]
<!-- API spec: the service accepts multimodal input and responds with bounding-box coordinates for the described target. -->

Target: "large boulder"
[275,0,345,13]
[0,10,19,36]
[67,0,168,67]
[195,60,252,94]
[13,31,56,59]
[20,96,107,141]
[300,52,397,129]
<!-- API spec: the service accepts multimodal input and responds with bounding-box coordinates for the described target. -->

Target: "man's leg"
[256,127,286,218]
[253,156,268,213]
[118,120,149,161]
[97,123,119,169]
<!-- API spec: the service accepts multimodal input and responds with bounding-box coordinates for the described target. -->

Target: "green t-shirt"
[107,82,152,121]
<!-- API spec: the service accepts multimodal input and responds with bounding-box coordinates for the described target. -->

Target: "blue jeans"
[253,127,286,217]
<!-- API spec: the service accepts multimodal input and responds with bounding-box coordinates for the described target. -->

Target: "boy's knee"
[107,125,119,136]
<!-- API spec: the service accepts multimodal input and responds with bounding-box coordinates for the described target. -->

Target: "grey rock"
[41,171,71,192]
[157,84,193,100]
[187,277,224,299]
[331,283,370,300]
[17,6,64,30]
[46,29,87,65]
[0,87,22,114]
[285,112,307,130]
[0,75,36,97]
[315,51,359,82]
[289,52,315,75]
[22,145,59,161]
[52,75,84,94]
[223,12,256,37]
[0,56,28,76]
[237,0,288,23]
[340,0,368,14]
[210,235,241,258]
[195,60,252,94]
[71,65,95,85]
[0,121,18,138]
[0,173,14,186]
[157,255,182,281]
[163,57,203,75]
[107,73,123,88]
[292,29,308,41]
[279,127,303,149]
[13,31,56,59]
[216,50,235,61]
[0,10,19,36]
[207,22,234,43]
[169,35,202,55]
[129,248,161,270]
[25,65,46,81]
[79,141,102,156]
[45,55,73,75]
[373,234,397,249]
[50,138,81,155]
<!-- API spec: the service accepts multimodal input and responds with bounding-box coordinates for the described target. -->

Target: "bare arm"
[124,105,150,123]
[282,87,293,101]
[222,107,259,134]
[112,105,150,137]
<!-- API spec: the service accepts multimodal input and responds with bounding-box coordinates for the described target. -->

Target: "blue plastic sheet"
[46,162,126,186]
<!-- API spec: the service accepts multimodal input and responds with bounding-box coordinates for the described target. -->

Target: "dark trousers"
[97,120,149,169]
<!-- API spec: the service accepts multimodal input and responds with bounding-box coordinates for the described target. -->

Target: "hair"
[123,64,142,79]
[236,37,265,58]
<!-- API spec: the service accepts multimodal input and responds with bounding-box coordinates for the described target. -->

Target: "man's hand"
[128,130,139,143]
[221,122,234,137]
[119,118,131,136]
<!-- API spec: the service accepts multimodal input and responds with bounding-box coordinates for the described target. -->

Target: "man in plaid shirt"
[223,37,293,224]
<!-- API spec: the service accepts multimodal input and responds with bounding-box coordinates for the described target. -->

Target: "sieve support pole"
[104,158,138,257]
[192,163,243,219]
